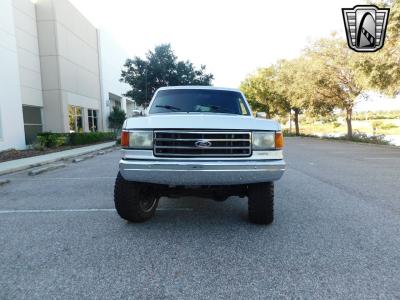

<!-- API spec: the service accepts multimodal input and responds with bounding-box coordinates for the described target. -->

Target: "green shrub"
[36,132,115,148]
[380,123,397,130]
[350,132,389,145]
[282,129,296,137]
[281,130,390,145]
[69,132,115,145]
[282,129,316,137]
[108,106,126,131]
[31,141,46,151]
[37,132,67,148]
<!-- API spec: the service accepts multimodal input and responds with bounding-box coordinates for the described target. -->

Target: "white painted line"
[3,177,116,181]
[363,157,398,160]
[0,208,115,214]
[0,207,193,214]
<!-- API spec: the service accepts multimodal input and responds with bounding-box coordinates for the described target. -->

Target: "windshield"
[149,89,250,115]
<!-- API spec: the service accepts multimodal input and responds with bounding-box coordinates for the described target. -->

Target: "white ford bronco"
[114,86,285,224]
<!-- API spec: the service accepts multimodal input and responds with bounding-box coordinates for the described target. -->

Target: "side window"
[238,98,249,115]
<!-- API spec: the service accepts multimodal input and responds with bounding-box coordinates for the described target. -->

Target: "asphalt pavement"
[1,137,400,299]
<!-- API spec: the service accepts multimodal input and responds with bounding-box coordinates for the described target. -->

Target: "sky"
[355,93,400,112]
[69,0,364,87]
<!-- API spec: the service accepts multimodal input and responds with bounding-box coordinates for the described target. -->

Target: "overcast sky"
[69,0,366,87]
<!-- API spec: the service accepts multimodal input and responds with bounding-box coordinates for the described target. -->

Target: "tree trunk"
[289,111,292,134]
[265,109,271,119]
[346,108,353,139]
[293,108,300,136]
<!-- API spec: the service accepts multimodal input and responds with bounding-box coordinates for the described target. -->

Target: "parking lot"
[1,137,400,299]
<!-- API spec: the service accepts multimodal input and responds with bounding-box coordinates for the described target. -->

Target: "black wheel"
[247,182,274,225]
[114,172,159,222]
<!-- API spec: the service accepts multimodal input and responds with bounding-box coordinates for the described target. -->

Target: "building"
[97,30,139,131]
[0,0,133,151]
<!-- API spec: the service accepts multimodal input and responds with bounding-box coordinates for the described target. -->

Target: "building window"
[22,105,43,144]
[110,100,121,109]
[68,105,83,133]
[88,109,98,132]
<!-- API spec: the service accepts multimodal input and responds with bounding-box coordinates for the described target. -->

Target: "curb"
[28,163,66,176]
[71,148,115,163]
[0,142,116,176]
[72,158,85,163]
[0,179,10,186]
[72,153,96,163]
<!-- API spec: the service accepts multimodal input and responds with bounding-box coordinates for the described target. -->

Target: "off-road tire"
[248,182,274,224]
[114,172,159,222]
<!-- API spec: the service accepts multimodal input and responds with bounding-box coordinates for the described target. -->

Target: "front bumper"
[119,159,285,185]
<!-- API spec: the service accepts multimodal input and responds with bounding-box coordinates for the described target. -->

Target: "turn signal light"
[275,132,284,149]
[121,131,129,148]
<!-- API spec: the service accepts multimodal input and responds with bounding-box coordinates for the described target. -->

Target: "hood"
[124,114,281,131]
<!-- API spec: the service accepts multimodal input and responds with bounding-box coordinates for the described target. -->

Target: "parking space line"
[0,177,116,181]
[363,157,398,160]
[0,208,115,214]
[0,208,193,214]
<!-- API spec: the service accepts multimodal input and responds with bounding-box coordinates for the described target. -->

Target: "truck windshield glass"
[149,89,250,115]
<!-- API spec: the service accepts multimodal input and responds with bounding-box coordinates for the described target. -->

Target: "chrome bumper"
[119,159,285,185]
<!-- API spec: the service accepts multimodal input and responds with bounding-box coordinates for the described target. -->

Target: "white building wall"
[35,0,63,132]
[52,0,101,132]
[0,0,132,150]
[0,0,26,150]
[36,0,102,132]
[13,0,44,107]
[97,30,131,130]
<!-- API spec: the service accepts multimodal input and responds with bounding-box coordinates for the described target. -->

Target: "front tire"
[248,182,274,224]
[114,172,159,222]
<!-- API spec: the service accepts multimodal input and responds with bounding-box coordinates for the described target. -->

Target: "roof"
[157,86,241,92]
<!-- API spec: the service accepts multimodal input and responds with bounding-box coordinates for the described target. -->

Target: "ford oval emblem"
[194,140,212,148]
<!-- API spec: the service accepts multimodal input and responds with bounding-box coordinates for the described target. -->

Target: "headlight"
[252,131,275,150]
[121,131,153,149]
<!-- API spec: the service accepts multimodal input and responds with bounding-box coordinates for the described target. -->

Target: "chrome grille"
[154,131,252,157]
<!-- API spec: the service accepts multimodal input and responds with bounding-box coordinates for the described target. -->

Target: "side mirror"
[131,109,141,117]
[256,112,267,119]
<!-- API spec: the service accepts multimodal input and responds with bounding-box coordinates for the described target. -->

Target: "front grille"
[154,130,252,157]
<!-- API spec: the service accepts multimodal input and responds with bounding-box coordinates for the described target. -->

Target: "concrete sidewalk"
[0,142,116,176]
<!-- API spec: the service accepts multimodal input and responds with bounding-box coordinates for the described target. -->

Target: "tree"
[108,106,126,134]
[358,0,400,96]
[274,57,319,135]
[305,36,369,138]
[240,66,288,118]
[242,58,322,135]
[120,44,214,107]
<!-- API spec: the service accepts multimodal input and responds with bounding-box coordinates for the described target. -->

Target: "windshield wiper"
[155,105,181,111]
